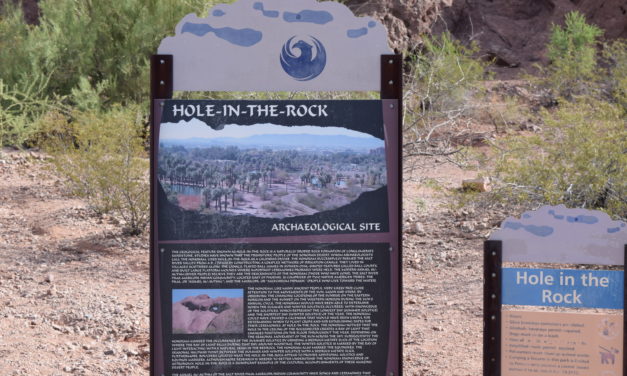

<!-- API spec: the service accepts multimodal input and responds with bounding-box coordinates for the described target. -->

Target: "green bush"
[603,39,627,111]
[1,0,215,105]
[0,0,221,146]
[403,32,488,162]
[43,106,150,235]
[407,32,486,114]
[0,75,72,146]
[493,98,626,219]
[545,11,603,97]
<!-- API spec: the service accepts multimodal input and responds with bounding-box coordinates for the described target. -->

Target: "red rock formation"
[346,0,627,76]
[172,294,244,334]
[433,0,627,75]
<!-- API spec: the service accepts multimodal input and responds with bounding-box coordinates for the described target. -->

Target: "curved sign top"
[158,0,392,92]
[490,205,627,265]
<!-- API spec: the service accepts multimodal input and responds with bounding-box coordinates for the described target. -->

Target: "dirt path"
[401,160,498,376]
[0,149,507,375]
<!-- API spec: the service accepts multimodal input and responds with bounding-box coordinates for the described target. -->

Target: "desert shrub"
[544,11,603,97]
[603,39,627,111]
[261,203,281,212]
[43,105,150,234]
[407,33,486,114]
[318,190,332,200]
[403,32,488,166]
[260,203,279,212]
[0,78,68,146]
[257,186,273,201]
[0,0,213,105]
[297,194,325,211]
[261,198,288,212]
[0,0,218,147]
[492,98,626,219]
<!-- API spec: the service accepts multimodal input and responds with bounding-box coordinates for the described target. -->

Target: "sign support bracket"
[381,54,403,376]
[484,240,502,376]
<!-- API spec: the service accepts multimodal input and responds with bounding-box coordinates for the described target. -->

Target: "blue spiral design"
[280,36,327,81]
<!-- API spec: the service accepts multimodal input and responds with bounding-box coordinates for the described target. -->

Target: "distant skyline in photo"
[160,120,380,140]
[172,289,244,303]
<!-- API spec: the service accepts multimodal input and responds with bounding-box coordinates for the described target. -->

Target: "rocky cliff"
[347,0,626,74]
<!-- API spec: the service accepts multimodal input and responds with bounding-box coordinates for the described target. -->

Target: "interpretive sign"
[150,1,402,376]
[502,311,623,375]
[484,205,627,376]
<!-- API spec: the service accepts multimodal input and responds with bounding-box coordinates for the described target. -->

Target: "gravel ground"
[0,149,513,375]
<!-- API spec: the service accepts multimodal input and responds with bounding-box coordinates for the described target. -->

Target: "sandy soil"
[0,147,510,375]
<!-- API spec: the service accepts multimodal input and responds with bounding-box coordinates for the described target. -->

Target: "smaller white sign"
[158,0,392,92]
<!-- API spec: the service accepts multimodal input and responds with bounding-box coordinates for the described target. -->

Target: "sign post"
[484,205,627,376]
[150,1,402,375]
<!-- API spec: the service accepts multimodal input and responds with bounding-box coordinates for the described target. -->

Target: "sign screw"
[160,80,165,85]
[491,272,496,278]
[160,248,165,253]
[491,294,496,299]
[492,251,496,256]
[388,80,394,85]
[491,315,496,320]
[389,59,394,64]
[160,60,165,64]
[389,104,394,109]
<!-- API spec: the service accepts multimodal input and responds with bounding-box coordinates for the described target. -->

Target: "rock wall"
[434,0,627,71]
[344,0,453,50]
[347,0,627,74]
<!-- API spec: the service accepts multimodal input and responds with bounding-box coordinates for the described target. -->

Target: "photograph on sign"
[156,100,391,240]
[172,289,245,335]
[158,123,386,218]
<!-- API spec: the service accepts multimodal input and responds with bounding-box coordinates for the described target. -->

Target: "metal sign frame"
[149,48,403,376]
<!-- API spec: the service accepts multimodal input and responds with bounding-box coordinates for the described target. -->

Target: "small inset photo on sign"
[172,289,244,335]
[158,122,386,219]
